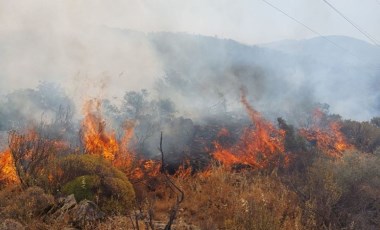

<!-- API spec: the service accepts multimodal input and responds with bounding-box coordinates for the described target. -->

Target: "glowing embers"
[212,93,286,169]
[299,109,351,157]
[129,160,162,180]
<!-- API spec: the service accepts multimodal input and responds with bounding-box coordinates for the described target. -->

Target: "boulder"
[70,200,105,228]
[45,195,104,228]
[45,194,77,223]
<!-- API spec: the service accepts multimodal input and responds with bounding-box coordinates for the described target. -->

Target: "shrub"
[332,151,380,229]
[61,175,101,202]
[174,166,302,229]
[301,159,342,229]
[57,154,135,214]
[0,186,54,223]
[101,177,135,214]
[341,120,380,153]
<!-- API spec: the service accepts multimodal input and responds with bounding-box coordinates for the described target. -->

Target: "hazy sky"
[1,0,379,44]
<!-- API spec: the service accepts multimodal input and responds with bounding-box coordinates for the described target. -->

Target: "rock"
[45,195,104,228]
[70,200,105,228]
[45,194,77,223]
[59,194,78,212]
[0,219,25,230]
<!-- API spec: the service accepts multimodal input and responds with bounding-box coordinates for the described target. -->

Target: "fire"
[174,160,193,179]
[82,99,119,161]
[129,159,162,180]
[113,121,136,170]
[81,99,163,180]
[212,92,286,169]
[0,149,19,185]
[299,109,351,157]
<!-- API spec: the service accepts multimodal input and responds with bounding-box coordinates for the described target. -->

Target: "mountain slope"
[143,32,380,121]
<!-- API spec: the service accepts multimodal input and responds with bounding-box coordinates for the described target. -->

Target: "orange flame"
[212,92,286,169]
[81,99,159,180]
[113,121,136,170]
[0,149,19,185]
[129,159,162,180]
[174,160,193,179]
[299,109,351,157]
[82,99,119,161]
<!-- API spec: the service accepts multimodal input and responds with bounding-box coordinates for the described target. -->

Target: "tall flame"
[82,99,119,161]
[0,149,19,185]
[212,92,286,169]
[113,121,136,170]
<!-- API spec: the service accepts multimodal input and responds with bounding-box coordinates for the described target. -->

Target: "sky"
[1,0,379,45]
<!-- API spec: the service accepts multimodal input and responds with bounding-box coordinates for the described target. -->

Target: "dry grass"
[1,151,379,229]
[138,166,304,230]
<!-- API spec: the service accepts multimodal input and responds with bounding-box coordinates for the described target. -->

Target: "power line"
[321,0,380,46]
[259,0,380,68]
[260,0,350,52]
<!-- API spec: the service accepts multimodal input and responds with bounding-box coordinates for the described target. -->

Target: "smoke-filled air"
[0,1,379,229]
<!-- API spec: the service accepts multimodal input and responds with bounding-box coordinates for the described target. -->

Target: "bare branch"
[158,132,184,230]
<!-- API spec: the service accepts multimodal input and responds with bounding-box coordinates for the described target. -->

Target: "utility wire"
[321,0,380,46]
[260,0,351,53]
[260,0,380,69]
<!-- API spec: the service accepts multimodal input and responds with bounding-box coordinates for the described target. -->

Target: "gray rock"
[46,194,77,223]
[45,195,104,228]
[70,200,105,228]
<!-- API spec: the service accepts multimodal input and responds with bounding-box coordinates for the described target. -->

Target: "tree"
[8,130,54,189]
[371,117,380,128]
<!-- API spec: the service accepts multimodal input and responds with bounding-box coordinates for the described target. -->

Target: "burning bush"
[57,154,135,215]
[211,92,287,170]
[0,149,19,187]
[1,86,379,229]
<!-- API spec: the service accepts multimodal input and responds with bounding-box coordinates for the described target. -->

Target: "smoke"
[0,0,379,159]
[0,1,162,105]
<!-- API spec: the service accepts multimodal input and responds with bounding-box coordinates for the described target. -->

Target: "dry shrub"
[172,166,302,229]
[332,151,380,229]
[299,159,342,229]
[341,120,380,153]
[0,186,54,224]
[297,151,380,229]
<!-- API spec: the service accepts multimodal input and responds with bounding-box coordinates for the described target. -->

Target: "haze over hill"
[147,32,380,122]
[1,28,379,122]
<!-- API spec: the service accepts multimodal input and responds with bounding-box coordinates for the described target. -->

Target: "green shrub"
[58,154,135,214]
[56,154,127,185]
[101,177,135,214]
[62,175,101,202]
